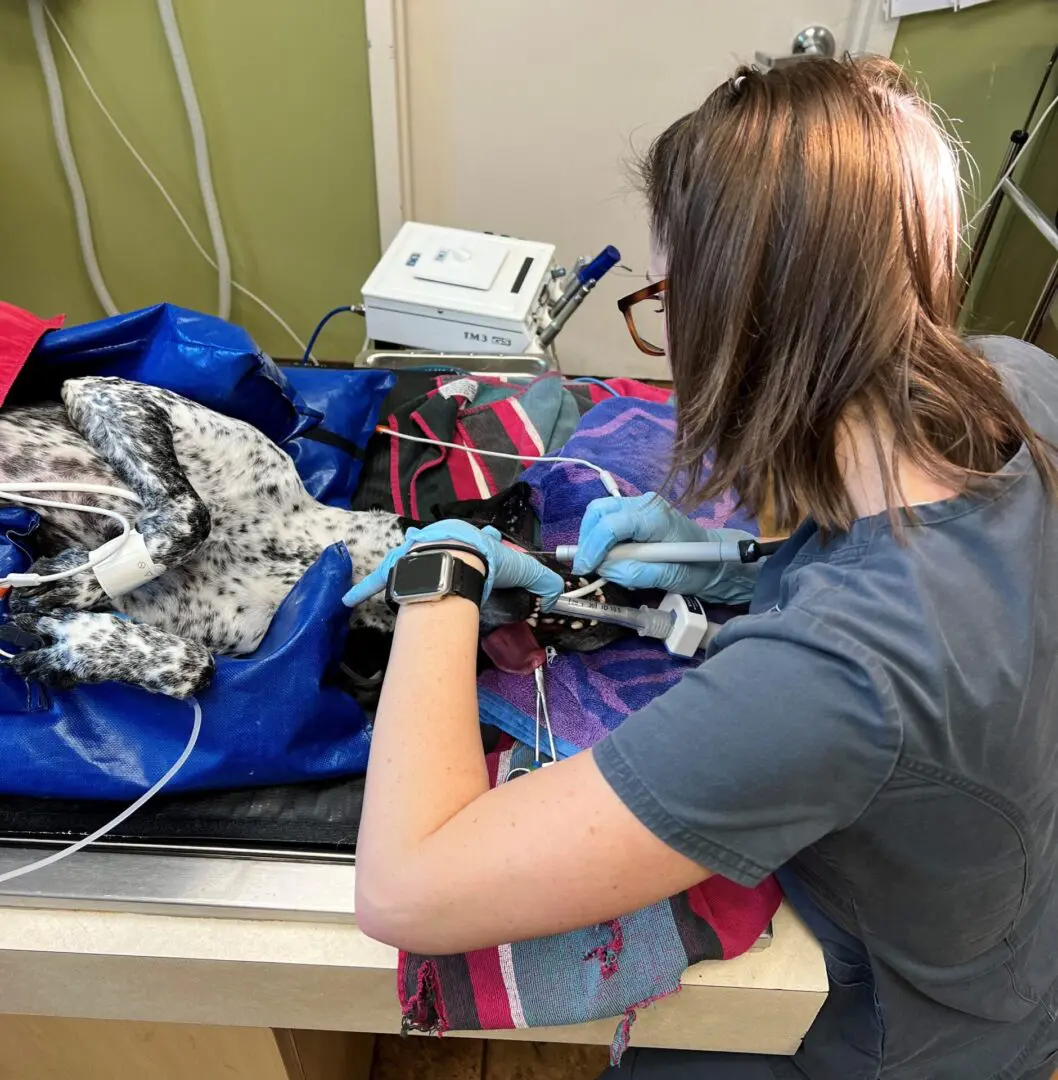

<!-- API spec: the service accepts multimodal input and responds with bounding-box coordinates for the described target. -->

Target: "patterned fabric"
[351,372,670,518]
[478,396,758,753]
[399,737,782,1062]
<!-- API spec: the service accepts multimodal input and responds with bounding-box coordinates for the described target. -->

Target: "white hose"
[0,697,202,884]
[155,0,232,322]
[27,0,118,317]
[375,427,623,498]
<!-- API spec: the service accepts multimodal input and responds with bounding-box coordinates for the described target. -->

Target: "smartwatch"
[385,548,486,612]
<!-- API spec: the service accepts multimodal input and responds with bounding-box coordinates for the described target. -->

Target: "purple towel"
[477,398,757,754]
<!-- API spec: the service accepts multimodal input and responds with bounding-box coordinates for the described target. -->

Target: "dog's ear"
[429,482,535,545]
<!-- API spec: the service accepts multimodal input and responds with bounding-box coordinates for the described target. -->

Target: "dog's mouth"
[523,576,606,633]
[480,563,633,654]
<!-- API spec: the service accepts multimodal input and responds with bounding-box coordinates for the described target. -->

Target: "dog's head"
[340,483,635,704]
[424,483,635,652]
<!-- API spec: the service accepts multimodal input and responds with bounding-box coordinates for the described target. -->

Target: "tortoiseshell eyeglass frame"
[616,278,668,356]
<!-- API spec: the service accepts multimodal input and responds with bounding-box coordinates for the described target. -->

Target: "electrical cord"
[302,305,364,365]
[374,426,621,600]
[155,0,232,322]
[0,483,140,587]
[571,377,620,398]
[0,696,202,884]
[28,0,118,317]
[374,426,623,498]
[38,6,314,359]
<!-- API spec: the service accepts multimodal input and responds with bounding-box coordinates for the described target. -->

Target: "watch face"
[390,553,453,602]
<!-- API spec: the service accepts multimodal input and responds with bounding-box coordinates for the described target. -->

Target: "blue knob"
[577,245,621,285]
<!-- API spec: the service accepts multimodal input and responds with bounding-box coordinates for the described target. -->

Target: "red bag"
[0,301,65,407]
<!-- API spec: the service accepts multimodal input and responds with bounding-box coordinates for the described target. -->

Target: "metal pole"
[960,46,1058,302]
[1025,261,1058,345]
[961,133,1025,296]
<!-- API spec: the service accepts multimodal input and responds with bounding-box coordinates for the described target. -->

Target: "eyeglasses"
[617,278,668,357]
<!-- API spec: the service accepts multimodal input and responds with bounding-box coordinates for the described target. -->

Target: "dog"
[0,377,629,699]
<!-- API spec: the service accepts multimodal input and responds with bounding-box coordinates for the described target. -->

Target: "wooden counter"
[0,899,825,1055]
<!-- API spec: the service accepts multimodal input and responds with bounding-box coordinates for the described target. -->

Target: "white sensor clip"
[91,530,164,598]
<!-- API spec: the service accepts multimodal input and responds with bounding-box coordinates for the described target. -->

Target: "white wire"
[375,427,623,498]
[0,484,140,586]
[964,93,1058,233]
[0,482,140,503]
[41,7,312,357]
[375,426,620,598]
[155,0,232,322]
[561,578,606,600]
[0,697,202,884]
[540,653,558,764]
[28,0,118,317]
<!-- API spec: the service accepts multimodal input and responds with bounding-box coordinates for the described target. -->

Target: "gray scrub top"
[594,336,1058,1080]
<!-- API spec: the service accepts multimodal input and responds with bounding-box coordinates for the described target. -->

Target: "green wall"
[891,0,1058,336]
[1,1,1054,359]
[0,0,380,361]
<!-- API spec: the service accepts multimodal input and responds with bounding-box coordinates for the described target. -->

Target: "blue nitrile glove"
[573,492,760,605]
[342,519,564,610]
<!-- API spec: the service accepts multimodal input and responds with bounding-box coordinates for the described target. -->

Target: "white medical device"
[362,222,619,356]
[550,593,713,659]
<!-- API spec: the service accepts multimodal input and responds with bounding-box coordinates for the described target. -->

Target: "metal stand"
[963,47,1058,344]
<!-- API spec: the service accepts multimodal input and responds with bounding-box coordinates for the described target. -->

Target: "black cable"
[302,305,363,364]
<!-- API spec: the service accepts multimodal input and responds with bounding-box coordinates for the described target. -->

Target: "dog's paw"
[2,611,214,699]
[7,549,108,614]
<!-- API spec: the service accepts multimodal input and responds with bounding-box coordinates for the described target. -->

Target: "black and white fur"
[0,377,625,699]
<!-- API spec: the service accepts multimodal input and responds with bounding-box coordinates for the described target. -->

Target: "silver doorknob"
[755,25,836,70]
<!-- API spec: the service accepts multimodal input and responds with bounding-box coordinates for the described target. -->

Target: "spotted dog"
[0,377,628,698]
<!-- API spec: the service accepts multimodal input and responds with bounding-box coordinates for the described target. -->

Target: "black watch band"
[385,548,487,612]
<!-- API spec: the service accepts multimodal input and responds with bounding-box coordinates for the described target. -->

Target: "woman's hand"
[574,492,760,604]
[343,519,565,609]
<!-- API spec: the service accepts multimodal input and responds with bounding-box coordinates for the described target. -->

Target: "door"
[368,1,900,377]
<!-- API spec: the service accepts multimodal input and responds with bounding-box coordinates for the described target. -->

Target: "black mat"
[0,776,366,853]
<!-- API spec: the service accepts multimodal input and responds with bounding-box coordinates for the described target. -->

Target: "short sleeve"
[593,610,900,886]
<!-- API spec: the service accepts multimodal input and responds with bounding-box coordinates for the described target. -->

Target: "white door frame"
[364,0,412,248]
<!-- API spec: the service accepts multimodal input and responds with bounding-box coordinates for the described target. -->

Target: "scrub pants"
[599,865,1058,1080]
[599,1049,1058,1079]
[600,1049,798,1078]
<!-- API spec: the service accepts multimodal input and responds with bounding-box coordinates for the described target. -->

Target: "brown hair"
[642,55,1056,533]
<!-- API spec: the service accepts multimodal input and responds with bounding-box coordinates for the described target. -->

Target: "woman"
[344,56,1058,1080]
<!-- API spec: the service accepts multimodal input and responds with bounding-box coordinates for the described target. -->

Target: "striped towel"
[351,372,670,518]
[399,738,781,1062]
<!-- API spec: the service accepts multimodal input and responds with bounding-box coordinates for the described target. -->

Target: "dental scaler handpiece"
[550,593,710,658]
[551,595,674,638]
[550,538,783,565]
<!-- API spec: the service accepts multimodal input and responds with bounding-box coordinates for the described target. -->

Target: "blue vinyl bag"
[0,304,394,799]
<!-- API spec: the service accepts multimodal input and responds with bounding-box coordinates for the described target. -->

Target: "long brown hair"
[643,55,1056,533]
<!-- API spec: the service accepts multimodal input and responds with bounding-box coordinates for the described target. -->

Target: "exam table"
[0,359,825,1074]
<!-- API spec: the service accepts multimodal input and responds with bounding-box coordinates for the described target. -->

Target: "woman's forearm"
[353,552,709,955]
[355,578,489,920]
